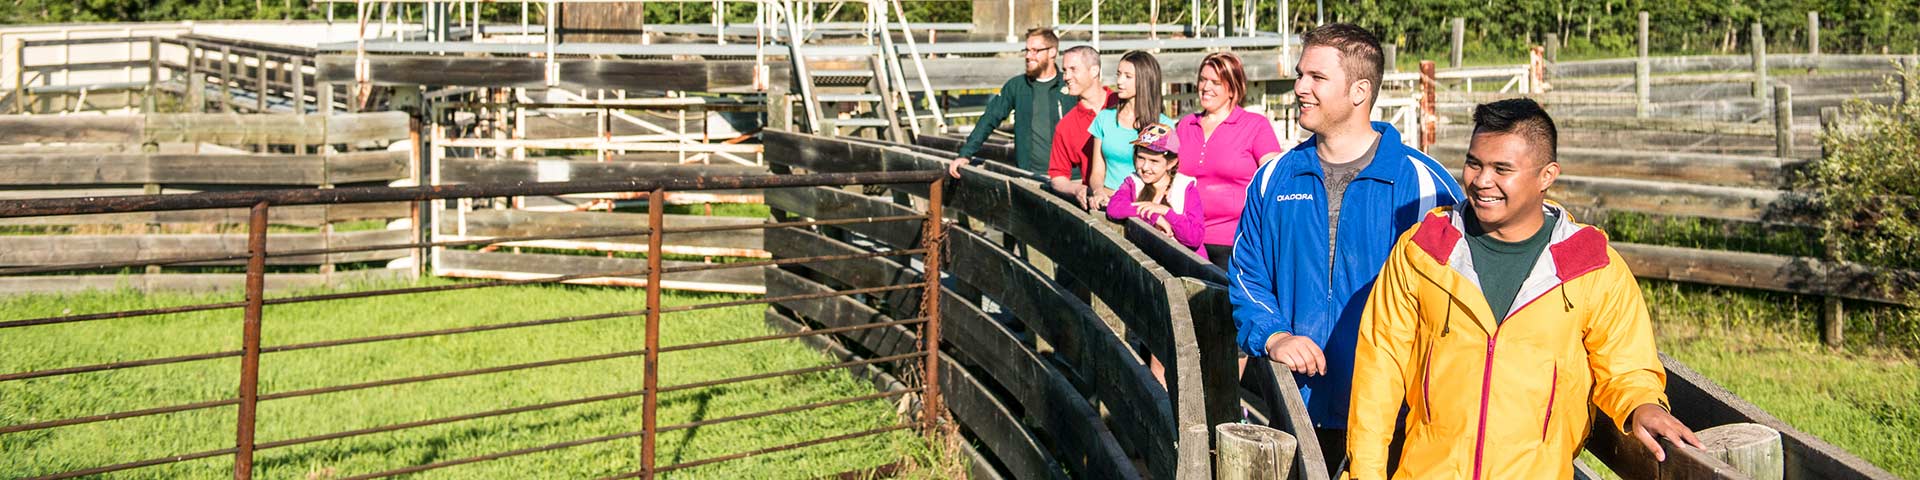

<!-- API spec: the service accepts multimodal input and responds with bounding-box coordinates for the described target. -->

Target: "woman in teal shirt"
[1088,50,1175,206]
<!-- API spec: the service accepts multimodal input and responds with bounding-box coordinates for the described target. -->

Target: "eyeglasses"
[1023,46,1055,55]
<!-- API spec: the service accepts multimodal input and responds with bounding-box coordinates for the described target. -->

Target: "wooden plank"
[0,115,142,144]
[324,111,410,144]
[1129,218,1328,478]
[438,210,765,258]
[0,229,408,267]
[0,269,407,296]
[0,202,408,227]
[1003,182,1175,365]
[437,157,768,185]
[435,249,762,294]
[1657,354,1902,480]
[1436,124,1820,159]
[764,267,1068,480]
[1616,242,1908,304]
[313,55,760,92]
[1548,176,1803,225]
[767,226,1139,479]
[1428,143,1791,188]
[1587,408,1753,480]
[143,113,324,145]
[326,150,412,184]
[945,227,1175,476]
[763,187,921,250]
[0,153,149,185]
[766,130,1199,477]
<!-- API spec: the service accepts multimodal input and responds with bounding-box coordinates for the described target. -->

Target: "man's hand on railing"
[1629,403,1704,462]
[947,157,971,178]
[1047,177,1092,211]
[1265,332,1327,376]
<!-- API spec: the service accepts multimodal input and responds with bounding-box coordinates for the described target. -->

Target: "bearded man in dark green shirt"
[946,27,1077,178]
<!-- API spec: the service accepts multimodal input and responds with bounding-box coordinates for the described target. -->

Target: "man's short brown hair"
[1301,23,1385,103]
[1026,27,1059,49]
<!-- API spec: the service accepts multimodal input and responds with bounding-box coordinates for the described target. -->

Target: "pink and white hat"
[1132,122,1180,156]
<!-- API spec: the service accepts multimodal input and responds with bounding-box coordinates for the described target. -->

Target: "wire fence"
[0,170,949,480]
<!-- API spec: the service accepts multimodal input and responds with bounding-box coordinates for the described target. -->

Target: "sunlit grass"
[0,278,930,479]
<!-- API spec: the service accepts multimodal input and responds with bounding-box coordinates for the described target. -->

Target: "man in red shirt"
[1047,45,1114,211]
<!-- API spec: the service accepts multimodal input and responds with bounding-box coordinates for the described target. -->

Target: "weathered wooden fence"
[765,129,1298,480]
[0,111,418,294]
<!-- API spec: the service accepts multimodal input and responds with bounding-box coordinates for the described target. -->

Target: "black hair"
[1471,98,1559,164]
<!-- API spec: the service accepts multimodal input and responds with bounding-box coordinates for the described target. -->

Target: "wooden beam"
[0,152,407,186]
[764,267,1075,480]
[1587,408,1752,480]
[436,157,767,185]
[763,186,923,249]
[438,210,765,258]
[0,229,408,267]
[314,55,763,92]
[0,269,406,296]
[1428,143,1793,188]
[760,307,1016,480]
[1616,242,1910,304]
[768,226,1138,479]
[0,115,142,144]
[0,202,409,227]
[1656,354,1902,480]
[434,249,762,294]
[945,227,1176,475]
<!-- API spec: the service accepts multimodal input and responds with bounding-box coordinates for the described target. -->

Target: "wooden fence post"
[1698,423,1785,480]
[221,45,234,113]
[292,56,307,115]
[1215,423,1296,480]
[14,38,29,114]
[1419,60,1436,152]
[1807,11,1820,56]
[1636,11,1651,118]
[255,51,269,114]
[1546,32,1560,64]
[1818,106,1845,348]
[146,38,161,113]
[1529,45,1546,93]
[1450,17,1464,68]
[1383,43,1397,73]
[318,81,334,115]
[188,73,206,113]
[1773,84,1792,158]
[1752,22,1768,99]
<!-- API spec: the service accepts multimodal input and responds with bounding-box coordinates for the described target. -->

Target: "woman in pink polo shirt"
[1177,52,1285,269]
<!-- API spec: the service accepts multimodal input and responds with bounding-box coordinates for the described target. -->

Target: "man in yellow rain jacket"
[1346,98,1702,479]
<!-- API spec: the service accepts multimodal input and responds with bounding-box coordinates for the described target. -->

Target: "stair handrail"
[871,0,920,139]
[779,0,823,133]
[887,0,947,134]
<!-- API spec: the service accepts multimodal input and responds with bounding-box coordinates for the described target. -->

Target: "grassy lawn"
[0,278,931,479]
[1624,280,1920,478]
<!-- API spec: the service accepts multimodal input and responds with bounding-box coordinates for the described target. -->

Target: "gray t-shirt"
[1322,135,1380,269]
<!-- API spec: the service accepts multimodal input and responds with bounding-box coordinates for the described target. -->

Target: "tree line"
[6,0,1915,60]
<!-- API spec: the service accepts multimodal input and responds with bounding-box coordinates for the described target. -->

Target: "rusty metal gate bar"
[0,171,949,479]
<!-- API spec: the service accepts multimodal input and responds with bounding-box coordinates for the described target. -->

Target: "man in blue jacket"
[1229,24,1463,473]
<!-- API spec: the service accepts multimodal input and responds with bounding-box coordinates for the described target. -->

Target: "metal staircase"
[781,0,944,142]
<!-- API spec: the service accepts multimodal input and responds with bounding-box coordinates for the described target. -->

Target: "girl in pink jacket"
[1107,123,1207,260]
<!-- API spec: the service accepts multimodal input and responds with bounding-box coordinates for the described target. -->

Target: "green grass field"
[1642,280,1920,478]
[0,278,931,479]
